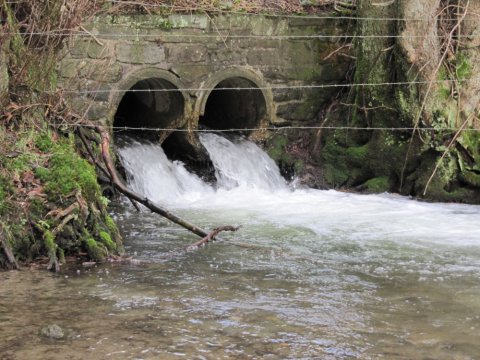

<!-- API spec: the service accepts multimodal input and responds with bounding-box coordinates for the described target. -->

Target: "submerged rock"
[40,324,65,340]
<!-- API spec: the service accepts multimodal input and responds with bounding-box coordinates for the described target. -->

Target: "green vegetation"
[0,1,124,269]
[364,176,389,193]
[35,138,100,203]
[85,237,106,261]
[99,231,116,251]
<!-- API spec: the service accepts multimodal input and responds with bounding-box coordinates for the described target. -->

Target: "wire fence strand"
[59,123,480,133]
[55,77,480,95]
[2,31,480,40]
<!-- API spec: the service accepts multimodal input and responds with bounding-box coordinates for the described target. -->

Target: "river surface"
[1,133,480,359]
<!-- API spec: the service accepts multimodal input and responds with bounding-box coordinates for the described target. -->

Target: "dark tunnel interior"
[199,77,267,133]
[114,77,184,138]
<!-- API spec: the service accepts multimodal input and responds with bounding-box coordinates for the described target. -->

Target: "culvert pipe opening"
[199,77,267,133]
[114,77,185,138]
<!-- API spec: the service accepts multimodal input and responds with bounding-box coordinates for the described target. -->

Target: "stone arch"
[110,68,190,132]
[195,68,274,134]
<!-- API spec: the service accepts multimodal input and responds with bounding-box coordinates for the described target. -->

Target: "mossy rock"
[362,176,390,193]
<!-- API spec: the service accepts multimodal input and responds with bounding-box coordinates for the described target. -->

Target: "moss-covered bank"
[269,0,480,204]
[0,1,123,269]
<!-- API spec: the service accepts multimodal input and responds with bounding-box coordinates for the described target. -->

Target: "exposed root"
[0,225,20,270]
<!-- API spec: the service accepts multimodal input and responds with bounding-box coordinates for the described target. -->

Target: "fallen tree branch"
[93,125,229,241]
[186,225,241,251]
[77,127,141,212]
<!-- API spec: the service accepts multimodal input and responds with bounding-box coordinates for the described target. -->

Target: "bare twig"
[323,43,352,61]
[204,11,229,49]
[186,225,241,250]
[80,25,104,46]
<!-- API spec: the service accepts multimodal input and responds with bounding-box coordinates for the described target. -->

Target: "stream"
[1,133,480,359]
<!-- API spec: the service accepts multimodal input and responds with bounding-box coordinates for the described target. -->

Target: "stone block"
[85,81,112,102]
[84,19,149,41]
[69,39,113,59]
[210,48,237,63]
[272,87,303,102]
[59,59,89,78]
[166,44,207,63]
[168,65,212,82]
[289,16,332,27]
[160,29,216,44]
[231,38,280,50]
[282,41,315,65]
[89,63,123,83]
[168,14,209,30]
[211,15,252,30]
[247,49,283,66]
[87,42,113,59]
[116,42,165,64]
[250,17,288,36]
[70,97,90,114]
[86,102,109,120]
[69,39,91,58]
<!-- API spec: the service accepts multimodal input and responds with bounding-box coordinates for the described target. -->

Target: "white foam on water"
[117,134,480,248]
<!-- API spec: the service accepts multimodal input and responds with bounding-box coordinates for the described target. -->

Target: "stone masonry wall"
[59,13,352,129]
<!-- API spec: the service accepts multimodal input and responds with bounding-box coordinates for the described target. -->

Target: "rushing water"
[1,133,480,359]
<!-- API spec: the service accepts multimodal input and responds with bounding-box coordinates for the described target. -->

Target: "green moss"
[324,163,349,187]
[99,231,116,251]
[85,237,106,261]
[294,160,304,173]
[35,140,100,203]
[456,52,472,81]
[346,144,369,166]
[459,131,480,164]
[461,171,480,187]
[321,140,349,186]
[57,247,65,264]
[8,153,36,174]
[28,198,46,221]
[43,230,55,252]
[438,86,451,101]
[43,230,58,269]
[35,133,55,152]
[104,215,117,234]
[267,134,294,163]
[267,135,287,159]
[364,176,389,193]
